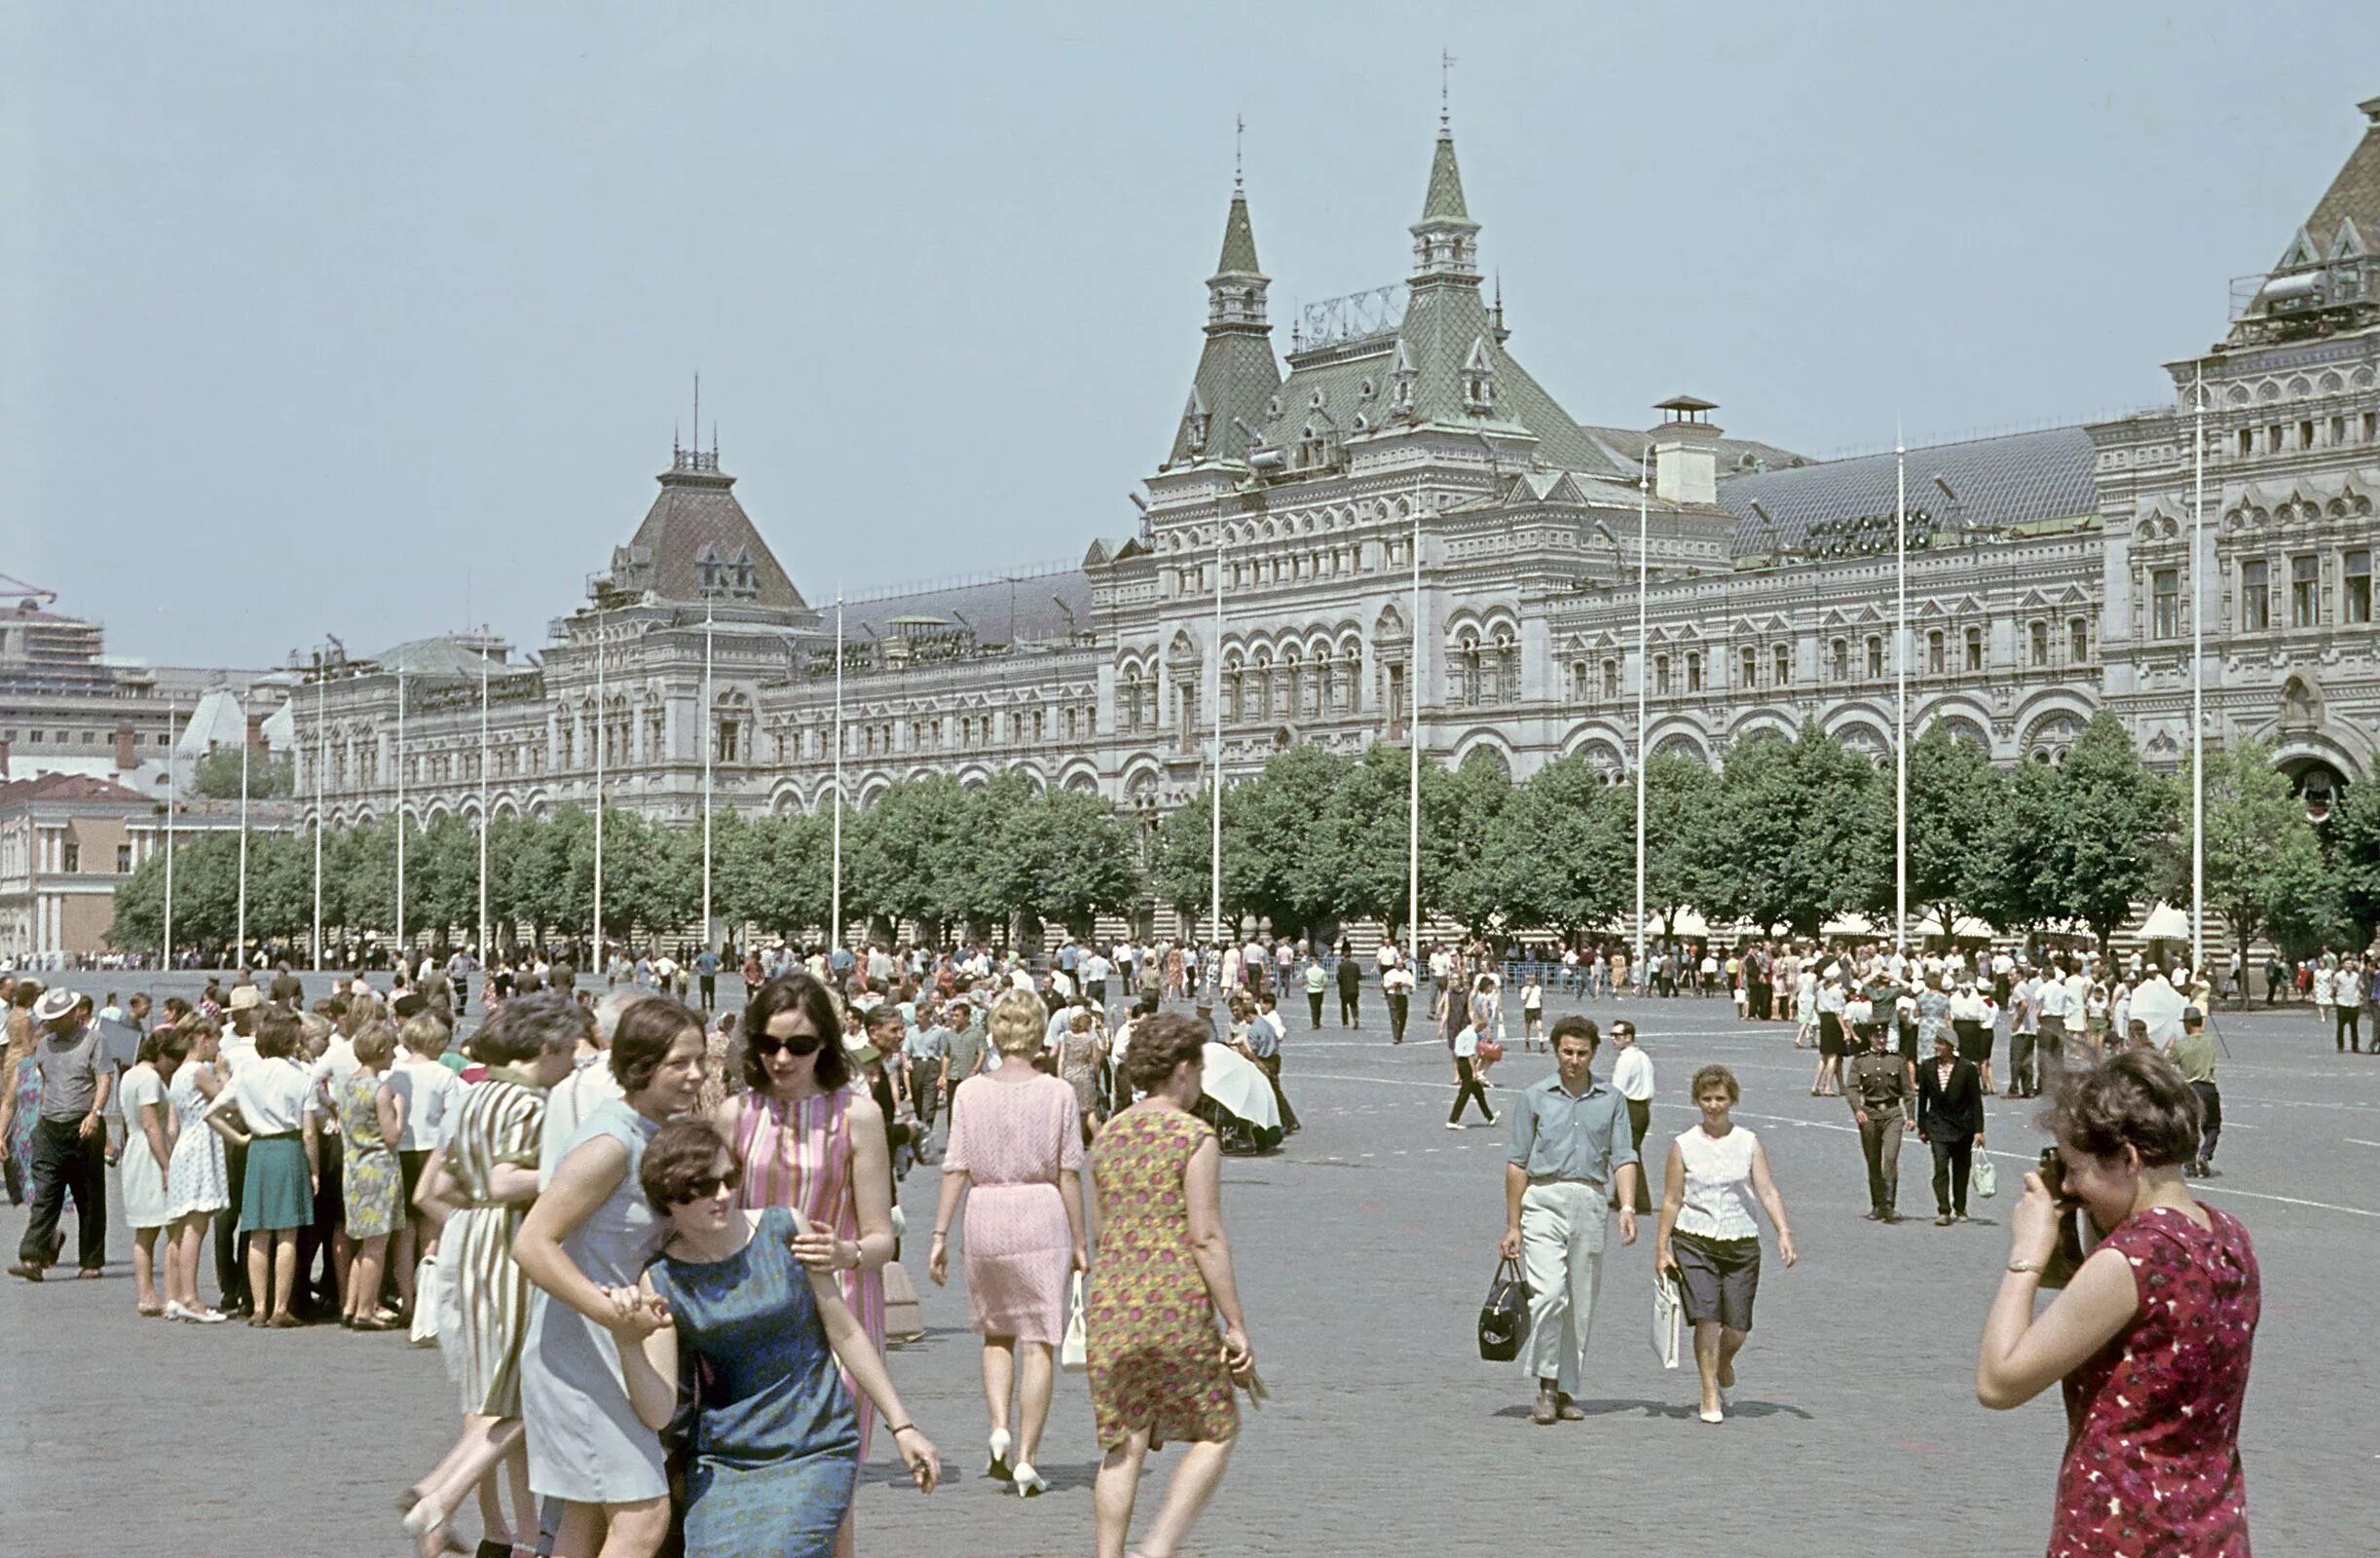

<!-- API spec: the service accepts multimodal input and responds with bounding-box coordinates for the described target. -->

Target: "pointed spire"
[1411,110,1480,284]
[1216,189,1261,277]
[1423,129,1470,224]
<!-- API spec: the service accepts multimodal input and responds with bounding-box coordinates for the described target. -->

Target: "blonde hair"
[399,1012,451,1057]
[988,987,1050,1057]
[352,1020,399,1068]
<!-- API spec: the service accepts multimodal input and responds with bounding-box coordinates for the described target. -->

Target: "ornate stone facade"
[295,97,2380,845]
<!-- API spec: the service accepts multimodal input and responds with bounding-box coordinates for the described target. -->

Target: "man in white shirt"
[1082,949,1113,1009]
[1382,962,1417,1045]
[1608,1020,1656,1213]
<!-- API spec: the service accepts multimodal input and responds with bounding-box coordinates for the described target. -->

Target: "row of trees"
[112,712,2380,964]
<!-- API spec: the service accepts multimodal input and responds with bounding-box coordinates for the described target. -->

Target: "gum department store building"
[298,97,2380,877]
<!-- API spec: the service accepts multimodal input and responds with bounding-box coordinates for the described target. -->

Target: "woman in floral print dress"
[1976,1049,2258,1557]
[1087,1013,1252,1558]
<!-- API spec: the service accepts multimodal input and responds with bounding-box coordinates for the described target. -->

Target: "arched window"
[1685,651,1703,693]
[1773,644,1792,686]
[1830,638,1849,682]
[1741,647,1760,688]
[1603,658,1619,699]
[1459,633,1482,707]
[1865,636,1883,679]
[1926,629,1945,675]
[1654,653,1671,695]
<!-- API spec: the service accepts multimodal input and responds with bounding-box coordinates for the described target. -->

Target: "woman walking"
[1977,1051,2259,1555]
[119,1029,190,1316]
[718,971,897,1512]
[335,1021,403,1329]
[514,996,708,1558]
[1655,1064,1797,1424]
[162,1020,231,1322]
[1056,1004,1107,1145]
[927,987,1087,1498]
[1087,1014,1253,1558]
[614,1119,940,1558]
[205,1008,321,1327]
[402,993,585,1557]
[2,980,43,1206]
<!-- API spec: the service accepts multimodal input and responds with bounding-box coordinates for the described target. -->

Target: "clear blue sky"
[7,2,2370,668]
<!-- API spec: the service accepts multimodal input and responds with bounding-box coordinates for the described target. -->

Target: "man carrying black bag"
[1478,1255,1529,1361]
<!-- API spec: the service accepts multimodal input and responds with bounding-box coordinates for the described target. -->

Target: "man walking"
[1608,1020,1655,1215]
[1246,992,1299,1135]
[1915,1031,1985,1225]
[1844,1021,1913,1222]
[1336,950,1360,1028]
[1500,1017,1641,1426]
[1383,959,1414,1045]
[2033,954,2070,1093]
[693,945,721,1014]
[2168,1006,2222,1178]
[2006,966,2040,1099]
[1304,956,1327,1030]
[10,988,112,1280]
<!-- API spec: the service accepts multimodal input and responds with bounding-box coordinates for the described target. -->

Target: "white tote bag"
[1971,1151,1998,1200]
[1651,1269,1683,1369]
[1060,1275,1089,1373]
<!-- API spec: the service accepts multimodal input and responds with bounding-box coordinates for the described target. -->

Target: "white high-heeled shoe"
[985,1427,1013,1481]
[1011,1462,1048,1497]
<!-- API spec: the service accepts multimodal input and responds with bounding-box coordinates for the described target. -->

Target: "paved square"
[3,983,2370,1556]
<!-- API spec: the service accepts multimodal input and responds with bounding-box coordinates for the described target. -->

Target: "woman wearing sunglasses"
[611,1117,940,1558]
[514,996,709,1558]
[716,975,894,1558]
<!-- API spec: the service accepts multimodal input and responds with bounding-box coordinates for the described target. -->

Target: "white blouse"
[1672,1124,1761,1241]
[217,1056,317,1136]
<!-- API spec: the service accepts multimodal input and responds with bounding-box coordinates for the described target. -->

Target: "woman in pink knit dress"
[716,974,895,1558]
[927,987,1088,1499]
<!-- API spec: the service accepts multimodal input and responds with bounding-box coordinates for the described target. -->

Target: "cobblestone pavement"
[3,983,2371,1556]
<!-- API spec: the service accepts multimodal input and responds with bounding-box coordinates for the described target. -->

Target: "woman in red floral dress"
[1976,1048,2259,1557]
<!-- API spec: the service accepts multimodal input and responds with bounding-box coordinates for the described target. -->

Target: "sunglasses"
[751,1032,825,1058]
[676,1167,744,1204]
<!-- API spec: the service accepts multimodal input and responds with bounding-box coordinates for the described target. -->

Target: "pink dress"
[2052,1204,2259,1557]
[943,1072,1083,1344]
[730,1087,887,1453]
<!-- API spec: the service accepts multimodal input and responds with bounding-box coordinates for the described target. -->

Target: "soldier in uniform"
[1844,1020,1915,1223]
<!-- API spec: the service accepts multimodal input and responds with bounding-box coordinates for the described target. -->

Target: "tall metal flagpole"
[1895,432,1910,953]
[1407,499,1422,972]
[163,698,182,970]
[1634,450,1649,981]
[236,702,250,969]
[2191,368,2207,973]
[701,594,715,952]
[313,668,325,971]
[591,612,605,964]
[395,672,407,967]
[1210,524,1226,947]
[831,591,844,952]
[477,630,491,962]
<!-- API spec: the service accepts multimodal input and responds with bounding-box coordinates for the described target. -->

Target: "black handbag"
[1476,1254,1531,1361]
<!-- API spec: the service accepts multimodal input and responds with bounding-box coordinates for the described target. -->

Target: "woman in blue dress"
[611,1118,940,1558]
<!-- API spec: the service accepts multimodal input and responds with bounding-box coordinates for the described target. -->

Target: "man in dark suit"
[1915,1031,1987,1225]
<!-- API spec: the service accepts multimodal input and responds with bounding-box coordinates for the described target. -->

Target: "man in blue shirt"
[692,946,722,1014]
[1246,992,1299,1136]
[1500,1015,1640,1425]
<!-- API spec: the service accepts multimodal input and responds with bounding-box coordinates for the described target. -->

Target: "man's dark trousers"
[19,1118,106,1270]
[1387,991,1408,1043]
[215,1136,250,1309]
[1308,990,1324,1028]
[2008,1031,2037,1096]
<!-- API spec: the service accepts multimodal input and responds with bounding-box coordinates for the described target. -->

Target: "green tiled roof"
[1422,133,1473,226]
[1217,192,1261,275]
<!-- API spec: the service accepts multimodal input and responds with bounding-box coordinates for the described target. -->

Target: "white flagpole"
[313,667,325,971]
[702,594,715,952]
[591,611,605,964]
[832,590,844,952]
[478,630,491,962]
[395,672,406,965]
[1895,431,1909,954]
[1407,498,1422,971]
[2191,368,2206,974]
[236,701,250,969]
[1634,449,1649,979]
[163,697,181,970]
[1211,525,1225,947]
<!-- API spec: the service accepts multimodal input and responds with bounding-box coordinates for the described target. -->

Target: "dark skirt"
[240,1135,313,1235]
[1818,1013,1846,1057]
[1671,1229,1762,1332]
[1953,1019,1991,1063]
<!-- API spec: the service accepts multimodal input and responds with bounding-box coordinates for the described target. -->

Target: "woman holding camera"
[1975,1051,2259,1556]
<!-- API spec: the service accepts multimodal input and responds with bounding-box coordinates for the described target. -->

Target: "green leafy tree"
[1699,723,1886,940]
[2171,740,2333,986]
[2040,713,2176,949]
[1149,784,1221,936]
[841,774,979,946]
[1425,752,1518,937]
[1233,746,1357,938]
[1904,722,2009,936]
[192,747,294,799]
[719,812,836,940]
[1322,745,1435,944]
[1642,754,1720,936]
[1493,756,1628,936]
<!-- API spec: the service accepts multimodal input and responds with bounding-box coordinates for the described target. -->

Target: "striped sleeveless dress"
[730,1087,887,1455]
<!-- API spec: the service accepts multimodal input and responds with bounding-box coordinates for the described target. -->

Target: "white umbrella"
[1199,1042,1280,1131]
[2138,902,2192,942]
[2129,976,2189,1045]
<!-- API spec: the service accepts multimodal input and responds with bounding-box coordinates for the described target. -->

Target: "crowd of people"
[0,917,2273,1558]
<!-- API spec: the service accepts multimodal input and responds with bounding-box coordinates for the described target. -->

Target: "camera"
[2036,1147,2089,1288]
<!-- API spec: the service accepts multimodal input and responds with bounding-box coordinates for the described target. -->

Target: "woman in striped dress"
[398,992,586,1558]
[717,974,894,1558]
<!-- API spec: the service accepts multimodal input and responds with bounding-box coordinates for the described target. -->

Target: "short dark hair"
[1690,1063,1740,1103]
[1123,1013,1208,1093]
[640,1117,734,1210]
[2041,1050,2200,1168]
[611,995,702,1095]
[254,1008,303,1060]
[478,989,593,1065]
[739,975,849,1093]
[1549,1015,1600,1051]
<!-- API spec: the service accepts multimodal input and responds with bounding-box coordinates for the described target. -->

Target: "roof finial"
[692,372,700,457]
[1234,113,1245,194]
[1440,48,1455,136]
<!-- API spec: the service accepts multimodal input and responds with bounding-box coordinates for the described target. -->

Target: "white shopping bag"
[1060,1275,1089,1373]
[1972,1152,1998,1200]
[1652,1269,1683,1370]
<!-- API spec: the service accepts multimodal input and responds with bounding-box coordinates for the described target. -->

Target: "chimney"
[245,713,266,753]
[1651,394,1723,506]
[0,738,10,780]
[114,723,137,770]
